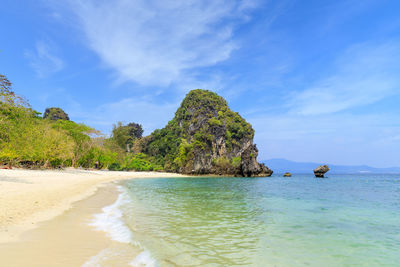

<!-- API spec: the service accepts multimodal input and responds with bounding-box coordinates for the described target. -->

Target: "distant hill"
[262,158,400,174]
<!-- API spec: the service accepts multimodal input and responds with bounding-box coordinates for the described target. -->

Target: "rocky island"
[140,89,273,177]
[314,165,330,177]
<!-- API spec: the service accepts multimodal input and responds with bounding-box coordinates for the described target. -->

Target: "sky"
[1,0,400,167]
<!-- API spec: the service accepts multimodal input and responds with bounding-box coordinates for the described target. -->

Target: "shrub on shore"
[0,74,121,169]
[121,153,163,171]
[0,74,167,171]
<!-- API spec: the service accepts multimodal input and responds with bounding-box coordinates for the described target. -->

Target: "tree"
[52,120,94,165]
[0,74,29,107]
[0,74,123,169]
[126,122,144,139]
[111,122,143,152]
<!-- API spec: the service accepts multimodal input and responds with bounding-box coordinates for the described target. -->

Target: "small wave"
[82,248,114,267]
[89,186,133,243]
[130,251,159,267]
[86,185,159,267]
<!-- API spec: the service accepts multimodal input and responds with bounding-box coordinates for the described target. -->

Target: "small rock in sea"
[283,172,292,177]
[313,165,330,178]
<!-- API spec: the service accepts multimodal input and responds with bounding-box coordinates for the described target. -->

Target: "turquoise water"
[115,174,400,266]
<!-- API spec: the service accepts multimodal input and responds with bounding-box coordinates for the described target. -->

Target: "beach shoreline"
[0,183,126,266]
[0,168,186,243]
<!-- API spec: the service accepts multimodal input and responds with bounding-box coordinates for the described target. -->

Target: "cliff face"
[143,89,272,177]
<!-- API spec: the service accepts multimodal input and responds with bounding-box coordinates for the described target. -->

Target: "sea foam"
[130,251,159,267]
[89,185,133,243]
[86,185,158,267]
[81,248,114,267]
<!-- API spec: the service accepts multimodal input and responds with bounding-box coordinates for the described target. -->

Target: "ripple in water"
[98,175,400,266]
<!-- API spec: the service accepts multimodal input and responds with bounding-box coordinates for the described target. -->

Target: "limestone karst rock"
[142,89,273,177]
[314,165,330,177]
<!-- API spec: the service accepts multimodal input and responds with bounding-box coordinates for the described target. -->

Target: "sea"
[84,174,400,266]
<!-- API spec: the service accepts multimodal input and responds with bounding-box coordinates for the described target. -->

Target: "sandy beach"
[0,168,186,243]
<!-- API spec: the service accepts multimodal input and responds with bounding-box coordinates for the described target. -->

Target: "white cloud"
[59,0,255,87]
[288,42,400,115]
[25,40,64,77]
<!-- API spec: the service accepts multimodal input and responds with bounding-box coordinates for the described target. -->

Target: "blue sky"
[1,0,400,167]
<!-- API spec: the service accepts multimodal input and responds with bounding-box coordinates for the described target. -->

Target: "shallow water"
[94,174,400,266]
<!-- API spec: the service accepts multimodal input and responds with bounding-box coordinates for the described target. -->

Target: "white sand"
[0,168,186,243]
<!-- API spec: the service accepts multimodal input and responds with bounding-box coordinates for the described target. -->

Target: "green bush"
[108,162,121,171]
[0,74,156,171]
[122,153,162,171]
[232,156,242,168]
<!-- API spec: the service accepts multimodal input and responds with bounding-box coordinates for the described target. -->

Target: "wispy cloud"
[288,41,400,115]
[55,0,256,87]
[249,41,400,167]
[25,40,64,77]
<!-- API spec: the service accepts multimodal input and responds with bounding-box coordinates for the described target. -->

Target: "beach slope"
[0,169,185,242]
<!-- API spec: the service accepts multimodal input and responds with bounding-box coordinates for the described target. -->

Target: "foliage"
[0,74,30,107]
[212,157,232,173]
[52,120,93,143]
[0,106,74,167]
[43,107,70,121]
[126,122,143,139]
[121,153,162,171]
[0,74,120,169]
[232,156,242,168]
[0,75,255,175]
[110,121,144,152]
[108,162,121,171]
[77,144,117,169]
[173,138,194,168]
[143,89,254,172]
[143,124,182,171]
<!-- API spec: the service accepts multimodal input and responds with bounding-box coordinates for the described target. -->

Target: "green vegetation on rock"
[142,89,271,176]
[0,75,272,176]
[43,107,70,121]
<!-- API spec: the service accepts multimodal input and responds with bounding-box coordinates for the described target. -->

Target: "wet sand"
[0,183,144,266]
[0,169,186,243]
[0,184,117,266]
